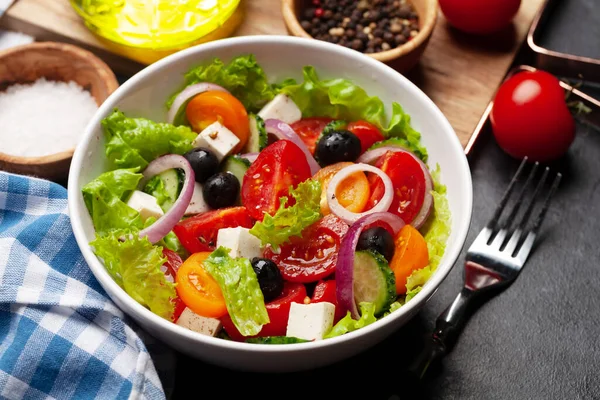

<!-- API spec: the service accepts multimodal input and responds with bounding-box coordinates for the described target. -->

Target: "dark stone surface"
[537,0,600,60]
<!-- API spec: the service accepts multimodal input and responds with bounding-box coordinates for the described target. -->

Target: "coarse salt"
[0,78,98,157]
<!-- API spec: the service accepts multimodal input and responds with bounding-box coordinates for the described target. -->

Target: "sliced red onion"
[240,152,259,163]
[264,118,321,175]
[138,154,195,243]
[357,146,434,229]
[167,83,229,124]
[326,163,394,225]
[336,212,405,319]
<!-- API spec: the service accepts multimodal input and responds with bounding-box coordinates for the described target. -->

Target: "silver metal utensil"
[409,157,562,379]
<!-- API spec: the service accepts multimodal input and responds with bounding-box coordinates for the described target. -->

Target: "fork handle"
[408,287,476,379]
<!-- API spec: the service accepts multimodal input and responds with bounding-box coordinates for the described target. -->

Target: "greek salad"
[82,55,451,343]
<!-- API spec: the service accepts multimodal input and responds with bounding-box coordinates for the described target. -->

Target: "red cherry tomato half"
[290,117,334,154]
[311,280,346,323]
[366,151,427,225]
[241,140,312,221]
[264,214,349,283]
[220,282,307,341]
[346,120,385,154]
[490,70,576,162]
[173,207,254,254]
[161,249,186,322]
[439,0,521,35]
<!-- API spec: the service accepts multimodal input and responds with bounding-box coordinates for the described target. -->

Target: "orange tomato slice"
[185,91,249,153]
[312,162,370,215]
[175,252,227,318]
[389,225,429,294]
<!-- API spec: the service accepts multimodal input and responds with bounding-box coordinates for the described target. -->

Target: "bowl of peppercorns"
[282,0,437,73]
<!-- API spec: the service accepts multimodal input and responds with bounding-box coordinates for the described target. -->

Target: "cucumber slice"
[353,250,396,316]
[222,154,250,185]
[244,113,268,153]
[143,168,182,212]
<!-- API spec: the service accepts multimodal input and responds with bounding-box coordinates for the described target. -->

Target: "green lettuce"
[324,302,378,339]
[102,109,197,170]
[281,66,426,157]
[368,137,428,162]
[167,54,290,113]
[203,247,269,337]
[143,217,188,259]
[81,168,143,236]
[405,165,452,302]
[143,175,170,210]
[90,231,176,320]
[249,179,322,250]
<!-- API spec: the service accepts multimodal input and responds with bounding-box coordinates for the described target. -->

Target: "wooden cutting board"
[0,0,545,147]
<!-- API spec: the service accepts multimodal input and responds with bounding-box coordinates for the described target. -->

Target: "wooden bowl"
[0,42,118,183]
[281,0,438,73]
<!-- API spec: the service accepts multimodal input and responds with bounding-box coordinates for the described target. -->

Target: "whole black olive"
[202,172,240,209]
[315,130,362,166]
[251,258,284,302]
[183,147,219,183]
[356,227,395,261]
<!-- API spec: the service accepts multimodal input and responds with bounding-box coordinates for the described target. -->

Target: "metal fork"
[408,157,562,379]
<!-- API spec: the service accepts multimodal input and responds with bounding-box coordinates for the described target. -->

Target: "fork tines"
[486,157,562,257]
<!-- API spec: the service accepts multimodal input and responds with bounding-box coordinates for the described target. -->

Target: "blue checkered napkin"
[0,172,172,400]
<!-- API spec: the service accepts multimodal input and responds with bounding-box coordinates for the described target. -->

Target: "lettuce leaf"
[90,231,176,320]
[81,168,143,236]
[203,247,269,336]
[143,216,188,259]
[143,174,173,211]
[368,137,428,162]
[102,109,197,170]
[281,66,426,157]
[324,302,377,339]
[167,54,289,113]
[405,164,452,302]
[249,179,322,251]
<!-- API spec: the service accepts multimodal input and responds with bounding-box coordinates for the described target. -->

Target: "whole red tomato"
[490,70,575,162]
[439,0,521,35]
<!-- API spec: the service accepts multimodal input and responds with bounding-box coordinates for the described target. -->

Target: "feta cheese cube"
[126,190,164,221]
[257,94,302,125]
[185,182,211,216]
[192,121,240,162]
[286,301,335,341]
[176,308,222,337]
[216,227,263,260]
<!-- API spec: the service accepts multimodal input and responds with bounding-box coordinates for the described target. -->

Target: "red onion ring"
[138,154,195,243]
[326,163,394,225]
[240,152,259,163]
[357,146,434,229]
[336,212,405,319]
[167,83,229,125]
[264,119,321,175]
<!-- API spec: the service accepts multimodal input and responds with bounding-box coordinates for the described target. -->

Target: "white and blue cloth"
[0,172,174,400]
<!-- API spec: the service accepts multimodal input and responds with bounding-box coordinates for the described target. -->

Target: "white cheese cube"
[176,308,222,337]
[257,94,302,125]
[286,301,335,341]
[216,227,263,260]
[192,121,240,162]
[185,182,211,216]
[126,190,164,221]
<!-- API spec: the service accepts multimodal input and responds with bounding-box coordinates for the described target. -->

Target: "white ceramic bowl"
[67,35,472,373]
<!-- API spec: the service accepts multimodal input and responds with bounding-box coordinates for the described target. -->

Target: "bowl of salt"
[0,41,119,183]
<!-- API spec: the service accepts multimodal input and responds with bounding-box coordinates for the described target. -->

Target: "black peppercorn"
[299,0,420,54]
